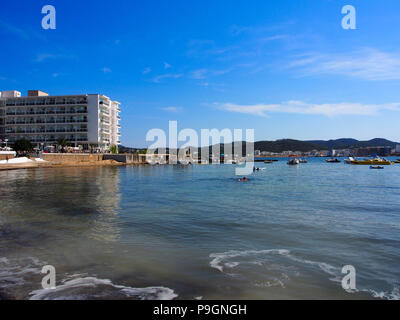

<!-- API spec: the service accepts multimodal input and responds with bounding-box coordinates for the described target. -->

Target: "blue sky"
[1,0,400,147]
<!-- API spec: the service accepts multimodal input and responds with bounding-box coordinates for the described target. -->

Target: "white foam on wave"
[367,287,400,300]
[0,257,43,289]
[282,252,340,281]
[209,249,399,300]
[210,249,290,273]
[29,276,178,300]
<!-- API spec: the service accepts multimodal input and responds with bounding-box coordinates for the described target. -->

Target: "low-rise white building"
[0,90,121,151]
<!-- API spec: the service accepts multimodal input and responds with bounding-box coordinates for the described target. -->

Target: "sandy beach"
[0,158,124,171]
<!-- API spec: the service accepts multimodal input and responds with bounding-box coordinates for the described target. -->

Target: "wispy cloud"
[229,22,295,36]
[152,73,183,83]
[164,62,172,69]
[0,19,32,40]
[187,39,239,59]
[288,48,400,81]
[35,53,57,62]
[190,69,207,79]
[216,101,400,117]
[102,67,112,73]
[189,68,233,80]
[160,106,183,113]
[143,67,152,74]
[34,53,75,63]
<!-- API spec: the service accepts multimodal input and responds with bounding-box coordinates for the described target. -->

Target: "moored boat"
[287,158,300,165]
[344,157,355,164]
[326,158,341,163]
[350,156,393,165]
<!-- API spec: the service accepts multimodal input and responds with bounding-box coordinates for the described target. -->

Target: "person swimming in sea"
[238,176,248,182]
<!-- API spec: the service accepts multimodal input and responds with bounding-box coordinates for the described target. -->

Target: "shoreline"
[0,159,128,171]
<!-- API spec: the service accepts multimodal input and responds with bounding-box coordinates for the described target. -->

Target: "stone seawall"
[0,153,15,161]
[42,153,103,163]
[41,153,148,164]
[103,154,148,164]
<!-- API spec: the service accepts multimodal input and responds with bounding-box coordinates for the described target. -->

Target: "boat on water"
[299,158,308,163]
[394,159,400,164]
[370,166,384,170]
[287,158,300,165]
[326,158,341,163]
[350,156,393,165]
[344,157,356,164]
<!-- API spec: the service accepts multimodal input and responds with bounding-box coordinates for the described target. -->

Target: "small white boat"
[287,158,300,165]
[344,157,355,164]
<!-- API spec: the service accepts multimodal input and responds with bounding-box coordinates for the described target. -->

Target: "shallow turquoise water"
[0,158,399,299]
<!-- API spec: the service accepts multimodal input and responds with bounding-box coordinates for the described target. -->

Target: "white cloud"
[189,68,233,80]
[216,101,400,117]
[142,67,152,74]
[35,53,74,63]
[0,18,45,41]
[289,48,400,81]
[160,106,183,113]
[190,69,208,79]
[152,73,182,83]
[35,53,57,62]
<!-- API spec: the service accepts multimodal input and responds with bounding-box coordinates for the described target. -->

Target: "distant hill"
[212,138,398,154]
[118,145,138,153]
[124,138,399,154]
[307,138,398,150]
[254,139,322,153]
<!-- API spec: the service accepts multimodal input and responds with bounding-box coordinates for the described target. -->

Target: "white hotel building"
[0,90,121,150]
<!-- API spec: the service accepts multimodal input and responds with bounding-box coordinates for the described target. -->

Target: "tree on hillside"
[13,139,33,152]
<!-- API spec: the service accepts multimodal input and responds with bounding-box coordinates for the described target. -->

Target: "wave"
[1,257,177,300]
[29,276,178,300]
[209,249,399,300]
[365,287,400,300]
[0,256,43,290]
[210,249,290,273]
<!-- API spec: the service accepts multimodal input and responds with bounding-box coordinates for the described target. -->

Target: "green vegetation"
[110,144,119,154]
[13,139,33,152]
[136,149,148,154]
[56,138,69,153]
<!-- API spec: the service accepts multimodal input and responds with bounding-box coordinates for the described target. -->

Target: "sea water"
[0,158,399,300]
